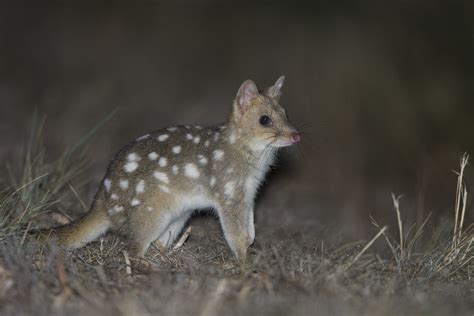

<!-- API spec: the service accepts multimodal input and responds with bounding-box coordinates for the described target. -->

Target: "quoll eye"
[259,115,272,127]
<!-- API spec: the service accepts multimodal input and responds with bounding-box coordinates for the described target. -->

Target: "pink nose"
[291,132,301,144]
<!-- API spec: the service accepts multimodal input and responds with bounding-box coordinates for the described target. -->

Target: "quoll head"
[231,76,301,151]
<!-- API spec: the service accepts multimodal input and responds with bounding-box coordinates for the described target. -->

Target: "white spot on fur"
[124,161,138,173]
[111,193,119,200]
[136,179,145,193]
[184,163,200,178]
[204,140,210,147]
[194,125,202,129]
[210,176,216,187]
[220,125,227,130]
[213,133,220,142]
[193,136,200,144]
[119,179,129,190]
[172,146,181,154]
[229,133,236,144]
[158,134,169,142]
[159,157,168,167]
[153,171,169,184]
[131,199,141,206]
[172,165,179,175]
[147,206,154,211]
[108,205,124,215]
[224,181,235,198]
[136,134,150,141]
[197,154,208,165]
[186,133,193,140]
[104,179,111,192]
[127,152,140,161]
[148,152,158,160]
[213,150,224,161]
[159,185,170,193]
[167,127,177,132]
[185,125,191,129]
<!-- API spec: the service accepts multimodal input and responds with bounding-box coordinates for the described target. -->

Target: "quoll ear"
[267,75,285,99]
[235,79,259,114]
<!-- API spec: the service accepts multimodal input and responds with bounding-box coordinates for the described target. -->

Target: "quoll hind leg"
[157,215,189,248]
[127,205,173,257]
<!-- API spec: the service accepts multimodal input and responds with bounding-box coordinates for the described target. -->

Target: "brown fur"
[39,76,299,261]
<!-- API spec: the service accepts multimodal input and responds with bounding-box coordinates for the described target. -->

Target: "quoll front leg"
[217,202,254,262]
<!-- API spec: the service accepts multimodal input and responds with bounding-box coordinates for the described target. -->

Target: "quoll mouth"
[272,132,301,148]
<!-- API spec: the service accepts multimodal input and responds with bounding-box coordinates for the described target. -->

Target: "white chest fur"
[244,149,276,205]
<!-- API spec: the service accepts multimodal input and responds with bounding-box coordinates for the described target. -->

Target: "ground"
[0,143,472,315]
[0,217,472,315]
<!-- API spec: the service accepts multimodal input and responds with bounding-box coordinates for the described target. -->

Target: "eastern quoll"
[41,76,301,261]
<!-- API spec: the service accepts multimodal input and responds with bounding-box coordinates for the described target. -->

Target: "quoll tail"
[35,208,111,249]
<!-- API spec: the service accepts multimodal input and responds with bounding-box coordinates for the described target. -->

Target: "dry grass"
[0,117,87,239]
[0,126,472,316]
[0,112,116,239]
[370,154,473,280]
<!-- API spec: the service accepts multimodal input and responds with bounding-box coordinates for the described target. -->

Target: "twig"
[391,193,404,258]
[15,198,31,225]
[173,226,192,250]
[461,236,473,262]
[406,212,432,255]
[20,220,32,246]
[13,173,49,194]
[346,226,387,269]
[123,250,132,276]
[453,153,469,247]
[68,183,88,212]
[458,186,468,243]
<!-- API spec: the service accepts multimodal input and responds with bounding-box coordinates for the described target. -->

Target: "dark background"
[1,1,473,238]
